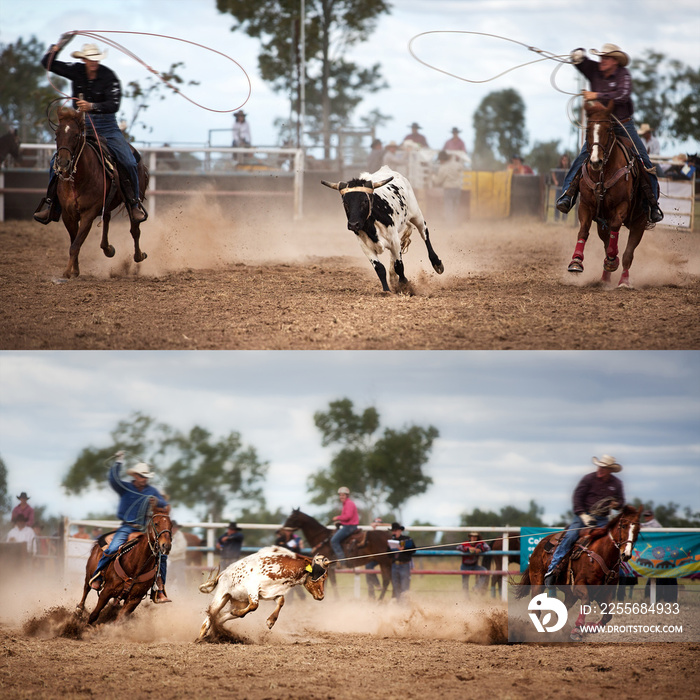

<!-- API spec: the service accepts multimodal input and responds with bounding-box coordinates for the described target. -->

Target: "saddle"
[98,529,145,553]
[543,526,607,561]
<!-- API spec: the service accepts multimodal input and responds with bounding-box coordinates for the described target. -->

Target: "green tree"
[216,0,391,154]
[0,455,12,522]
[472,88,528,170]
[526,139,570,177]
[61,412,268,522]
[0,36,67,143]
[460,500,546,527]
[308,398,437,520]
[631,50,700,143]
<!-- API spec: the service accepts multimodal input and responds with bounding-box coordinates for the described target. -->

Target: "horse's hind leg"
[618,222,645,288]
[130,220,147,264]
[100,211,115,258]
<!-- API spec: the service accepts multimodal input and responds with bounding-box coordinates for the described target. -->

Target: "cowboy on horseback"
[556,43,663,225]
[34,35,148,225]
[544,454,625,587]
[330,486,359,564]
[89,452,171,603]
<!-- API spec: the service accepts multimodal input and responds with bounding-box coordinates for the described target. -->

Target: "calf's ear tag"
[305,564,313,572]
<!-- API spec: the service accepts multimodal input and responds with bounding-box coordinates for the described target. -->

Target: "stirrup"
[152,588,171,604]
[129,201,148,223]
[89,573,103,590]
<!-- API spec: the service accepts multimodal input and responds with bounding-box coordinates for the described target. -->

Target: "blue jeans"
[561,119,658,199]
[391,561,411,599]
[93,523,167,584]
[546,513,608,575]
[461,563,488,593]
[331,525,357,560]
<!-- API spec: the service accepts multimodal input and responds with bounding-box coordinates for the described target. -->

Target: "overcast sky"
[3,0,699,155]
[1,351,698,528]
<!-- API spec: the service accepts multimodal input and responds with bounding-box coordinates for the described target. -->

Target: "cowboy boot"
[33,178,61,225]
[151,579,171,603]
[638,165,664,223]
[556,170,582,214]
[119,170,148,223]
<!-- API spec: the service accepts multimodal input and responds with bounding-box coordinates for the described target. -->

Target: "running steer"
[197,546,330,640]
[322,165,444,292]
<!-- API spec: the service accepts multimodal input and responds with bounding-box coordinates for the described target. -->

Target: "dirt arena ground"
[1,573,698,700]
[1,198,698,350]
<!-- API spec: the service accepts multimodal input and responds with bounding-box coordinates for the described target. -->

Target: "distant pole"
[300,0,306,149]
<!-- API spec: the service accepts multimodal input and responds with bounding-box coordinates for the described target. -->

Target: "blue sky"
[2,0,699,154]
[1,351,698,527]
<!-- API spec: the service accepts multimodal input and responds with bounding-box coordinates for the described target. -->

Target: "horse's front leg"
[568,208,594,273]
[130,219,147,264]
[618,221,645,288]
[100,211,115,258]
[596,221,620,285]
[569,584,590,641]
[64,215,96,279]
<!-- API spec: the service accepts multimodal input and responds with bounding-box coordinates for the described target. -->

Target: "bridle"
[586,116,615,172]
[608,515,639,562]
[147,513,172,557]
[54,114,87,182]
[341,185,375,223]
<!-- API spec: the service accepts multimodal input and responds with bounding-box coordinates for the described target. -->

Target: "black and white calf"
[322,165,444,292]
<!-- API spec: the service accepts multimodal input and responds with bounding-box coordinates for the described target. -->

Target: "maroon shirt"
[575,56,634,121]
[573,471,625,515]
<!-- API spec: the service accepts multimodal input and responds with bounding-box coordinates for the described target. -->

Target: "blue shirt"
[109,460,167,528]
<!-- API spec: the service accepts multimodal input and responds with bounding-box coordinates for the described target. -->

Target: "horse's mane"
[606,504,638,529]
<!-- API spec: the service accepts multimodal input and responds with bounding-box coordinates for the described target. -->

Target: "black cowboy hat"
[228,521,241,530]
[234,110,247,118]
[390,522,404,531]
[17,492,30,499]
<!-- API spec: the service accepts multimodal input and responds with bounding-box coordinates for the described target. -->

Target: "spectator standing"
[12,492,34,527]
[217,521,244,569]
[73,524,92,539]
[642,509,677,603]
[457,531,491,595]
[388,522,415,601]
[433,150,464,224]
[637,124,660,156]
[383,141,406,174]
[367,138,384,172]
[232,110,251,147]
[168,520,189,590]
[331,486,359,564]
[443,127,466,152]
[6,514,36,553]
[508,155,534,174]
[402,122,428,148]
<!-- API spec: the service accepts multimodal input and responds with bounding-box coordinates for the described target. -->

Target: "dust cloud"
[3,571,507,646]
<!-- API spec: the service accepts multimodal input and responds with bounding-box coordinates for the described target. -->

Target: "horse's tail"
[512,566,531,599]
[198,565,221,594]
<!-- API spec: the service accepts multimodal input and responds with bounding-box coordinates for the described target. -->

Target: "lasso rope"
[49,30,251,113]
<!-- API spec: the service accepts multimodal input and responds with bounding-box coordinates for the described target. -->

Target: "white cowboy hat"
[671,153,687,166]
[127,462,155,479]
[591,43,628,67]
[637,123,652,136]
[592,455,623,472]
[71,43,108,62]
[337,486,350,495]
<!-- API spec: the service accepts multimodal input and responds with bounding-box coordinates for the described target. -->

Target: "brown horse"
[568,101,648,288]
[77,508,172,625]
[53,106,149,279]
[282,509,394,600]
[0,128,22,167]
[515,505,642,639]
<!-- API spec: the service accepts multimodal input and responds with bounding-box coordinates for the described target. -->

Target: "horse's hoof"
[570,627,583,642]
[135,252,147,263]
[603,255,619,272]
[568,259,584,273]
[103,245,115,258]
[601,271,612,284]
[433,261,444,274]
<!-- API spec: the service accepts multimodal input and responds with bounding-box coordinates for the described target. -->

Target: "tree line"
[2,3,697,161]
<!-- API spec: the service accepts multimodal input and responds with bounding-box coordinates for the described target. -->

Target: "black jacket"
[42,48,122,115]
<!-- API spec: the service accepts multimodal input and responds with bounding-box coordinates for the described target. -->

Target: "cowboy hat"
[637,123,653,136]
[451,127,461,133]
[386,141,398,148]
[592,455,623,472]
[71,43,108,62]
[469,531,480,537]
[390,522,404,531]
[408,122,422,129]
[671,153,687,166]
[337,486,350,495]
[591,43,628,67]
[227,521,241,530]
[16,492,30,500]
[234,110,246,117]
[126,462,155,479]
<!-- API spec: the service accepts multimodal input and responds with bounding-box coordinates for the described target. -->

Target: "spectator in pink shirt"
[12,492,35,527]
[331,486,359,563]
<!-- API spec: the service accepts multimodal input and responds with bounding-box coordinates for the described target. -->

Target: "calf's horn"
[321,180,340,190]
[372,176,394,189]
